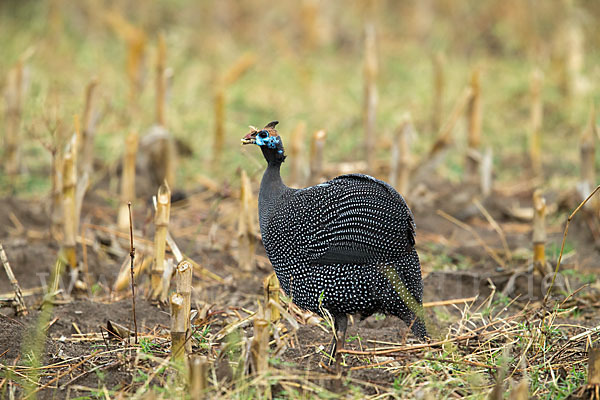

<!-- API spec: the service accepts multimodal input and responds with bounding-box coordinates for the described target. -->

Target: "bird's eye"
[258,130,268,138]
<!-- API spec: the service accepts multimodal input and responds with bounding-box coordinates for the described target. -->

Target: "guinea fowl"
[242,121,427,360]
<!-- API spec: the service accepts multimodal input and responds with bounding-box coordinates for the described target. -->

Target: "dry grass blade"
[472,198,511,259]
[436,209,505,267]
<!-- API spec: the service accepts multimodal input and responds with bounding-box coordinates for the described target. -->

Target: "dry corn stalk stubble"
[238,170,257,272]
[465,67,482,182]
[579,105,598,211]
[3,56,29,177]
[390,114,414,196]
[263,272,281,322]
[118,132,139,230]
[188,356,209,398]
[529,68,543,177]
[363,23,378,174]
[62,136,78,271]
[170,292,186,361]
[309,129,327,186]
[151,181,171,301]
[289,121,307,187]
[175,260,193,354]
[431,52,445,134]
[213,53,256,165]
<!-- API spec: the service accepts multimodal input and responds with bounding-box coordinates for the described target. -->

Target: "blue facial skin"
[255,130,283,153]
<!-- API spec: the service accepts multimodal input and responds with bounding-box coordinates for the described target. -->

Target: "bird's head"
[241,120,286,165]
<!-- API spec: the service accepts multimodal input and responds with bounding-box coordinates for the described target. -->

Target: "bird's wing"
[280,174,416,265]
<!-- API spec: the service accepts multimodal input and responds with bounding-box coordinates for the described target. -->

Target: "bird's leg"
[327,314,348,366]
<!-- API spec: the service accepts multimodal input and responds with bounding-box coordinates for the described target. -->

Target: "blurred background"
[1,0,599,194]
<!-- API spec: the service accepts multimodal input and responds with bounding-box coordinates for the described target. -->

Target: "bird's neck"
[258,161,287,233]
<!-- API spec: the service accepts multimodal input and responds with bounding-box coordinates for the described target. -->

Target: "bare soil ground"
[1,174,599,398]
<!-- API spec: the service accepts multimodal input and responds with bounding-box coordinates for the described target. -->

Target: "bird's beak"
[241,131,257,145]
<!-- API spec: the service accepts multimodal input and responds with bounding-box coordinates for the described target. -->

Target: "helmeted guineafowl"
[242,121,427,359]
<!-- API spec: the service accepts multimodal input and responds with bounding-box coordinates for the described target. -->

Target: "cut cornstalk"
[127,29,146,104]
[309,129,327,185]
[529,69,543,177]
[221,53,256,87]
[390,114,413,195]
[363,23,378,174]
[565,16,585,101]
[104,10,146,106]
[250,315,270,375]
[300,0,320,50]
[170,292,186,362]
[238,170,256,272]
[213,87,225,164]
[3,59,26,176]
[118,132,139,230]
[213,54,255,165]
[114,255,151,292]
[189,356,209,399]
[413,87,473,181]
[465,67,482,182]
[51,151,63,241]
[532,190,547,276]
[150,181,171,301]
[156,33,167,127]
[175,260,193,353]
[263,272,281,322]
[480,147,493,197]
[0,242,28,316]
[289,121,306,187]
[78,78,98,178]
[579,105,597,209]
[62,137,77,270]
[432,87,473,156]
[431,52,445,134]
[589,347,600,385]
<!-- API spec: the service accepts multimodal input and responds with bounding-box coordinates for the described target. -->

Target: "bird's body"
[243,121,427,358]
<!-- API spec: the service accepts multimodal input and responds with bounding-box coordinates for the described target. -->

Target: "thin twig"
[128,202,138,344]
[436,209,505,267]
[543,185,600,305]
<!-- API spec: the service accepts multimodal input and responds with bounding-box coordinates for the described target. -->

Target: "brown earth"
[1,176,599,398]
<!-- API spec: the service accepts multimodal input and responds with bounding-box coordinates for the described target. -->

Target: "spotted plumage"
[242,121,427,357]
